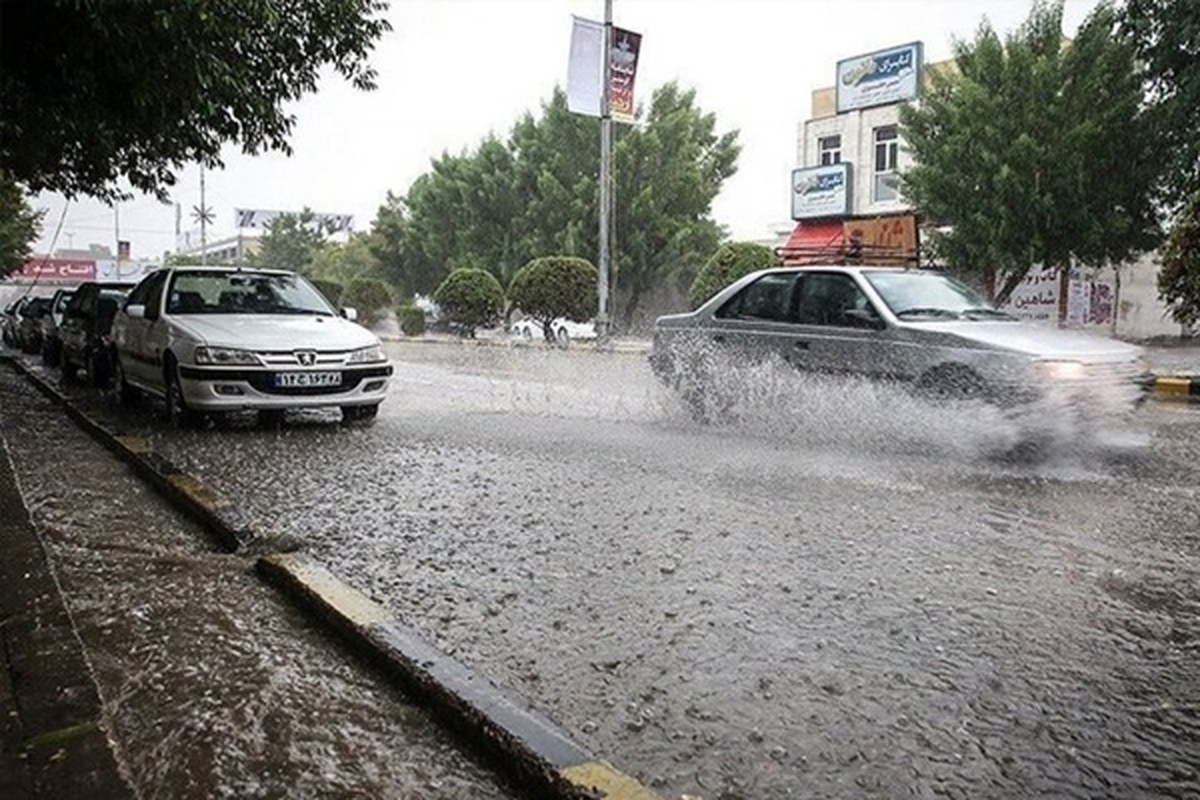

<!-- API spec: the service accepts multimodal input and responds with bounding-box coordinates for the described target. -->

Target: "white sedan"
[111,266,392,426]
[510,317,597,345]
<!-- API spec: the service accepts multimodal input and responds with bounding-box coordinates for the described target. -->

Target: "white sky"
[33,0,1100,261]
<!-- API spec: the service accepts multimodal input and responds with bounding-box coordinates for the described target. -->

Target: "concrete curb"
[1152,375,1200,402]
[1,352,661,799]
[258,553,662,800]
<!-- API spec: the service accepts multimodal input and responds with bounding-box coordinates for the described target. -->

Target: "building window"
[818,135,841,166]
[873,125,899,202]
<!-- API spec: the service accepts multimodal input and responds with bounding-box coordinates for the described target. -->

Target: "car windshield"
[863,271,1016,320]
[166,271,335,316]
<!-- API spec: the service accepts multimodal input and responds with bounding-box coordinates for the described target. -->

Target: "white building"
[784,41,1186,340]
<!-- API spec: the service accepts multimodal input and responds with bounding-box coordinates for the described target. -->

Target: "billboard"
[791,163,852,220]
[836,42,923,113]
[234,209,354,232]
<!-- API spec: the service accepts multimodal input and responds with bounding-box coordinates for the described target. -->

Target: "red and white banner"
[13,258,96,282]
[566,16,641,124]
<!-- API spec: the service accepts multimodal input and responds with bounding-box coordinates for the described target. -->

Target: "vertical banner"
[566,17,642,124]
[609,27,641,124]
[567,16,603,117]
[117,240,131,262]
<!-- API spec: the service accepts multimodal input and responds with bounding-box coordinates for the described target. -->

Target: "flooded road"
[0,366,519,799]
[17,341,1200,799]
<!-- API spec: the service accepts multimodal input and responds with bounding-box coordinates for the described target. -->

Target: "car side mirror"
[125,304,147,319]
[340,307,358,322]
[844,308,885,330]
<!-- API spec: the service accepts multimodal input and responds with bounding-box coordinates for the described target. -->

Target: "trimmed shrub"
[397,303,427,337]
[309,278,344,307]
[687,242,781,310]
[432,268,505,334]
[340,277,393,327]
[507,256,597,338]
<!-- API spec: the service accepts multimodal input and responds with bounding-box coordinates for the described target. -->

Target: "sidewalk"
[0,439,134,798]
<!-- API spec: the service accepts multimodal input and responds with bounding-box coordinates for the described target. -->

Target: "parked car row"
[5,267,393,428]
[2,294,54,354]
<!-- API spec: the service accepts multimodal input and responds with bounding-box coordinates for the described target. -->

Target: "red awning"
[779,221,844,265]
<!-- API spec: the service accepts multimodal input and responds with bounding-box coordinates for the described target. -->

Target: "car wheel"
[113,357,138,406]
[85,349,112,388]
[60,353,79,384]
[258,409,286,429]
[164,359,202,429]
[340,404,379,424]
[554,326,570,348]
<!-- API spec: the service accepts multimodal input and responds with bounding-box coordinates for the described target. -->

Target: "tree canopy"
[370,83,739,331]
[899,0,1160,303]
[1158,190,1200,330]
[0,174,44,278]
[0,0,390,202]
[1119,0,1200,206]
[250,210,334,271]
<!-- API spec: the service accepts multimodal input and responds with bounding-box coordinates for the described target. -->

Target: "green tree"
[1158,190,1200,330]
[308,234,382,284]
[687,242,780,310]
[396,303,427,337]
[0,174,44,278]
[309,278,345,308]
[432,268,506,335]
[507,256,598,341]
[900,0,1160,305]
[1120,0,1200,206]
[371,83,739,330]
[0,0,389,201]
[340,277,393,328]
[251,210,332,271]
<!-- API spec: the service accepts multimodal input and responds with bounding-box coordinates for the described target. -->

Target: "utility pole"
[200,166,207,266]
[597,0,613,342]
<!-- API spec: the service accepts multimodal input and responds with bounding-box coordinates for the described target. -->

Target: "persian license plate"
[274,371,341,388]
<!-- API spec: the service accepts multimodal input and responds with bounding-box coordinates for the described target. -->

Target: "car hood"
[906,320,1143,361]
[171,314,380,350]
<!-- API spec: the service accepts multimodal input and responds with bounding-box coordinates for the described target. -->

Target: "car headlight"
[347,344,386,364]
[193,346,262,366]
[1036,360,1087,382]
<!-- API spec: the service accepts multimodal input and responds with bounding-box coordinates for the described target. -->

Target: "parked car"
[2,295,30,348]
[649,265,1151,422]
[40,287,77,367]
[59,282,136,386]
[15,296,54,354]
[511,317,598,345]
[110,266,393,426]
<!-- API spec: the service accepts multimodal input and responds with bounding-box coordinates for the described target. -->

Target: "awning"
[778,221,845,265]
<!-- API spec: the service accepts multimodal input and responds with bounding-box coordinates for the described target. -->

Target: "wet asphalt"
[6,339,1200,799]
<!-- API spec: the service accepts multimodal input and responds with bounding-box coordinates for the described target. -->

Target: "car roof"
[165,266,295,276]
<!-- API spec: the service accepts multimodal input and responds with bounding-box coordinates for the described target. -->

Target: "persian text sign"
[999,267,1059,321]
[842,213,917,263]
[14,258,96,282]
[836,42,923,113]
[609,27,641,124]
[566,17,642,124]
[791,163,852,220]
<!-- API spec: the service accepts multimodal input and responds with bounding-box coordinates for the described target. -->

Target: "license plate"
[274,371,341,388]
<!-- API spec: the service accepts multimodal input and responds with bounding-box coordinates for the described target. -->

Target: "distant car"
[511,317,598,345]
[111,266,393,427]
[15,296,53,354]
[2,296,29,347]
[649,264,1151,423]
[59,282,136,386]
[39,287,77,367]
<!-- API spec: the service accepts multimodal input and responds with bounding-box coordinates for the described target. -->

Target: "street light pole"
[597,0,613,342]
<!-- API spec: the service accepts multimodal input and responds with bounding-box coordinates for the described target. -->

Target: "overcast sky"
[33,0,1101,261]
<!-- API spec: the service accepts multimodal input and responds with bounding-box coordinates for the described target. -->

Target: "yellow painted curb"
[260,553,393,628]
[560,760,663,799]
[1154,376,1194,399]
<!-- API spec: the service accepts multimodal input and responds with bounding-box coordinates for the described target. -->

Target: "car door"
[117,271,169,389]
[59,285,94,366]
[786,271,902,381]
[701,271,803,369]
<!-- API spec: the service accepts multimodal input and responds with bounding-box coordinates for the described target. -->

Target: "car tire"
[85,349,111,389]
[340,404,379,424]
[60,353,79,384]
[554,326,570,348]
[113,357,138,406]
[258,409,286,429]
[164,359,202,429]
